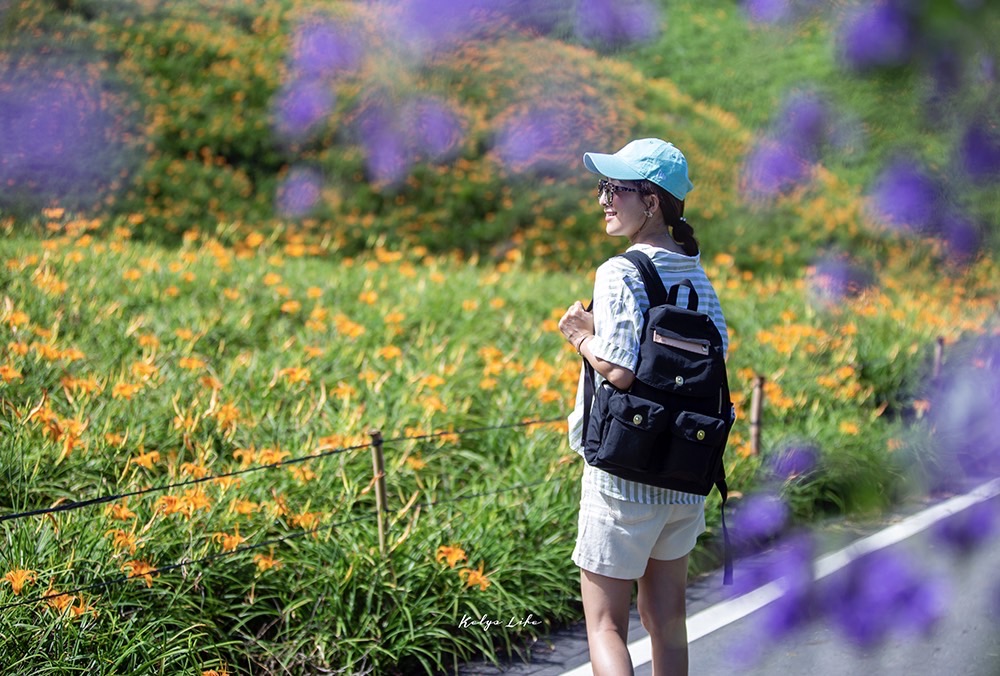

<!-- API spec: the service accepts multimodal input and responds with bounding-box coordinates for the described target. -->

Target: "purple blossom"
[399,97,464,160]
[0,60,131,211]
[958,118,1000,182]
[357,102,412,185]
[768,443,819,481]
[928,336,1000,484]
[727,534,817,665]
[290,16,363,79]
[275,166,323,218]
[271,77,335,141]
[838,1,917,71]
[822,548,949,648]
[938,210,982,263]
[742,138,811,198]
[979,55,996,85]
[743,0,793,24]
[775,92,830,160]
[868,157,941,234]
[391,0,500,54]
[732,492,790,553]
[574,0,661,50]
[493,107,567,174]
[807,255,876,306]
[931,500,998,556]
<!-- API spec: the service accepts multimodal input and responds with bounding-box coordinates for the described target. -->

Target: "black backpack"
[582,250,734,582]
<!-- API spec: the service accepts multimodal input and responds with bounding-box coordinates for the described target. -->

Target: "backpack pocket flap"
[672,411,727,446]
[608,392,668,432]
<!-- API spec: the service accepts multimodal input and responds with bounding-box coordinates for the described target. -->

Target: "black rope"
[0,417,566,525]
[0,441,368,525]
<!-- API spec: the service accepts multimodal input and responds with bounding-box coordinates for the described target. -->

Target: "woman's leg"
[580,569,635,676]
[636,555,690,676]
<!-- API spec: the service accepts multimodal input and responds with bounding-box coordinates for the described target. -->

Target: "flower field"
[1,207,995,672]
[1,0,999,674]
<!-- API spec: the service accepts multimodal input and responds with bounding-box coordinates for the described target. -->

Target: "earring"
[643,210,652,217]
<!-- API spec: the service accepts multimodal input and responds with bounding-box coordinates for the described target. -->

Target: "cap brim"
[583,152,646,181]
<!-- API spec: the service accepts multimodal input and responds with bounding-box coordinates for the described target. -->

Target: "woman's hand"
[560,301,635,390]
[559,301,594,351]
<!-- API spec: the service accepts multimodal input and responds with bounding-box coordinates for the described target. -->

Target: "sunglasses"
[597,179,647,202]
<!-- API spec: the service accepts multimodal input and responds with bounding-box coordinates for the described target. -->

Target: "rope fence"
[0,415,567,612]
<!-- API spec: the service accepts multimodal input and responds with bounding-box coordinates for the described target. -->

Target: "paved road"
[458,479,1000,676]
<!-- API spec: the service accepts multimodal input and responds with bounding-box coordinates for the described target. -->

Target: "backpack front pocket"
[593,390,670,472]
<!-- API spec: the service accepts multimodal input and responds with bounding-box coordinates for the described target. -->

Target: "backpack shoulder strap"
[619,250,668,308]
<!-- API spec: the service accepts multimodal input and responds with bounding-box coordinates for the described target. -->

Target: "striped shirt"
[567,243,729,505]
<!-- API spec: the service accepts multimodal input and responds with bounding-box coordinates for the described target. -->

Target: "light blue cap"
[583,138,695,200]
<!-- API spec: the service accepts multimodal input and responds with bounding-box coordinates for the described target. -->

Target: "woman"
[558,138,729,675]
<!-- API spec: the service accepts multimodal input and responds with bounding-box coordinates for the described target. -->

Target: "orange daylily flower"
[105,529,140,554]
[459,561,492,591]
[435,545,467,569]
[44,587,76,613]
[122,559,157,587]
[130,449,161,470]
[107,500,136,521]
[3,568,37,595]
[253,552,283,573]
[212,524,246,553]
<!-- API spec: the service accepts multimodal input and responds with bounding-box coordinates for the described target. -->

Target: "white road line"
[560,478,1000,676]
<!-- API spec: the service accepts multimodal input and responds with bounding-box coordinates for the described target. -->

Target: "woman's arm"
[559,301,636,391]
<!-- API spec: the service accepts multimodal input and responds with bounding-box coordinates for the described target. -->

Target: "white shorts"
[572,481,706,580]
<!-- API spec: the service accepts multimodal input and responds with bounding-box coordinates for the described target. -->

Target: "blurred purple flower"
[290,16,363,79]
[727,534,817,665]
[494,0,569,35]
[275,166,323,218]
[838,1,916,71]
[807,255,876,306]
[958,118,1000,182]
[574,0,661,49]
[868,157,941,233]
[743,0,793,24]
[0,60,131,211]
[822,548,949,648]
[399,97,464,160]
[980,55,996,85]
[732,493,790,552]
[392,0,500,53]
[742,138,811,198]
[775,92,830,160]
[928,336,1000,484]
[493,107,566,173]
[938,210,982,262]
[931,500,998,556]
[768,443,819,481]
[271,77,335,141]
[357,103,412,185]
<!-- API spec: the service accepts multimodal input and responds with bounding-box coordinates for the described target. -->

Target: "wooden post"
[932,336,945,379]
[750,375,765,456]
[369,429,388,557]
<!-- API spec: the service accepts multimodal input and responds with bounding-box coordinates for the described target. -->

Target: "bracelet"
[574,333,591,353]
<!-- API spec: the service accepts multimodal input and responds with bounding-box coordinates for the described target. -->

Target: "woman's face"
[599,179,650,239]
